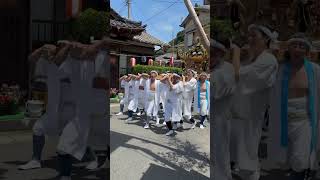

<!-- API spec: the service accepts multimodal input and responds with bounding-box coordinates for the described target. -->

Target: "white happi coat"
[57,56,98,160]
[194,80,210,116]
[212,62,236,180]
[159,81,169,111]
[164,81,184,122]
[33,59,73,136]
[120,80,127,105]
[234,50,278,171]
[34,57,49,82]
[182,78,197,119]
[268,62,320,171]
[144,79,161,117]
[125,79,139,112]
[138,78,146,109]
[87,50,108,150]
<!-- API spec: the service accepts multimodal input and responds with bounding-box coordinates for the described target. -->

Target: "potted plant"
[0,95,10,116]
[110,88,119,103]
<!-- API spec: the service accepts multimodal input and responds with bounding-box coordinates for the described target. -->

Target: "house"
[180,1,210,51]
[0,0,108,89]
[108,8,168,89]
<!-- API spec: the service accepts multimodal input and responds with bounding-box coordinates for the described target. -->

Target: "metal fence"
[31,19,70,44]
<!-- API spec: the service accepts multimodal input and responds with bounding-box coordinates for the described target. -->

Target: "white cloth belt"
[288,97,309,122]
[200,91,206,100]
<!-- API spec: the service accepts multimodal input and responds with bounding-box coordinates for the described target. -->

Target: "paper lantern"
[169,57,174,66]
[148,59,153,65]
[130,57,136,67]
[159,60,162,66]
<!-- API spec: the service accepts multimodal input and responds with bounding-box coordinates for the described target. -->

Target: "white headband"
[150,70,158,76]
[288,38,312,49]
[172,73,181,78]
[248,24,278,41]
[211,39,227,52]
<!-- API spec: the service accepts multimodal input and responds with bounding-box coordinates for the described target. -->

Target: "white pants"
[213,114,232,180]
[33,103,75,136]
[145,92,157,117]
[287,97,315,171]
[182,97,193,120]
[199,99,208,116]
[138,90,145,109]
[164,100,181,122]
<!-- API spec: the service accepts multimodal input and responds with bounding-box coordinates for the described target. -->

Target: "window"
[187,32,193,47]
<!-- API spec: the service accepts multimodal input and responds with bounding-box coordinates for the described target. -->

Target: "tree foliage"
[71,8,109,44]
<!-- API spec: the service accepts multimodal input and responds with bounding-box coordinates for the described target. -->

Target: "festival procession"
[114,69,210,136]
[211,0,320,180]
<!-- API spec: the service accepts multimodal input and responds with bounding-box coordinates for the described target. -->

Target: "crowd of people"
[212,23,320,180]
[115,69,210,136]
[18,40,109,180]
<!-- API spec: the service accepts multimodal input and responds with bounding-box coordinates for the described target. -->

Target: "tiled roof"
[110,19,145,31]
[133,31,169,46]
[110,8,146,33]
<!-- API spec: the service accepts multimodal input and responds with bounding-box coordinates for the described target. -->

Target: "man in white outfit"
[137,73,146,116]
[163,73,184,136]
[211,37,236,180]
[116,75,128,116]
[124,74,139,123]
[231,24,278,180]
[18,43,72,170]
[268,33,320,180]
[193,72,210,129]
[142,71,162,128]
[181,69,197,129]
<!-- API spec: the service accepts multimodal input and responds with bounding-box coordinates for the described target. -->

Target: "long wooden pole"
[183,0,210,51]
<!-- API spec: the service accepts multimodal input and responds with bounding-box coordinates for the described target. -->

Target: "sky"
[110,0,203,43]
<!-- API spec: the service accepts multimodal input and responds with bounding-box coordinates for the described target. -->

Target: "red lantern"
[148,59,153,65]
[130,57,136,67]
[169,56,174,67]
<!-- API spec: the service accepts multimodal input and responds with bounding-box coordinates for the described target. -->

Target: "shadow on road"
[3,157,108,180]
[111,131,210,179]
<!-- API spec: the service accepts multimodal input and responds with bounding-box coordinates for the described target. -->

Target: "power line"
[151,0,202,3]
[143,0,180,23]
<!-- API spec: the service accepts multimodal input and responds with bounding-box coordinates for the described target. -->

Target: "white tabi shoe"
[172,123,177,130]
[137,112,141,116]
[200,124,205,129]
[125,117,133,123]
[144,124,150,129]
[191,122,197,129]
[60,176,71,180]
[176,123,183,129]
[166,130,174,136]
[156,117,160,125]
[18,160,41,170]
[162,121,167,125]
[85,160,99,170]
[116,112,123,116]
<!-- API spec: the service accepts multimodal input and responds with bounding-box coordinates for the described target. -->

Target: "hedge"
[132,65,183,74]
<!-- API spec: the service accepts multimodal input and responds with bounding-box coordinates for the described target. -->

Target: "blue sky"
[110,0,203,43]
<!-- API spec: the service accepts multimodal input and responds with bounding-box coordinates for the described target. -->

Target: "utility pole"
[126,0,131,20]
[183,0,209,51]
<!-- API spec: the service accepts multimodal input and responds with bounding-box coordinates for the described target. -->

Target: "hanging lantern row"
[148,59,153,65]
[169,56,174,67]
[130,58,136,67]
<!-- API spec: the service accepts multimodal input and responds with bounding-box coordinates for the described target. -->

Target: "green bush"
[132,65,183,74]
[71,8,109,44]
